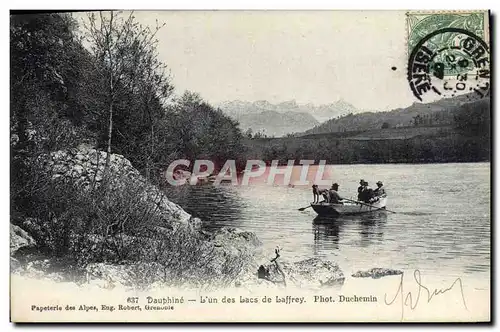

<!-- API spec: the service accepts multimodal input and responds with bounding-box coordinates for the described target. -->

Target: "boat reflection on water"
[357,211,387,246]
[313,217,343,250]
[312,211,388,250]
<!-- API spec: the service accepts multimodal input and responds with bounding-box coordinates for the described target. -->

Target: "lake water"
[166,163,490,287]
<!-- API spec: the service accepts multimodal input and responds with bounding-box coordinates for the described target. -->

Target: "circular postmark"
[407,27,490,102]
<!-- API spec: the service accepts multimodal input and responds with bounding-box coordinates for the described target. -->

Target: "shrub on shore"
[12,153,251,289]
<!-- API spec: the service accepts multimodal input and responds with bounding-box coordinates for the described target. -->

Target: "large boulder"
[185,227,264,286]
[44,145,197,228]
[272,257,345,288]
[240,257,345,290]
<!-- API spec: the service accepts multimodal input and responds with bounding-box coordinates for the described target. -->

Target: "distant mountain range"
[235,110,319,137]
[216,99,361,137]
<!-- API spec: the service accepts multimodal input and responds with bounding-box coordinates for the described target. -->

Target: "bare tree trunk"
[149,93,154,181]
[105,100,113,169]
[104,11,114,172]
[148,124,153,180]
[143,89,153,181]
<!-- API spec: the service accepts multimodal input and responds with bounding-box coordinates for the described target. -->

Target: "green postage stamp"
[407,11,489,53]
[406,11,490,102]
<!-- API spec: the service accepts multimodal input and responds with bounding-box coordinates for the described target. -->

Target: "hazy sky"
[78,11,421,111]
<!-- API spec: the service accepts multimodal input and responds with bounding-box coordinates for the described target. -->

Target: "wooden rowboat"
[311,196,388,216]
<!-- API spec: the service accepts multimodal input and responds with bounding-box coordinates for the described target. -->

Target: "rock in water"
[256,257,345,288]
[351,268,403,279]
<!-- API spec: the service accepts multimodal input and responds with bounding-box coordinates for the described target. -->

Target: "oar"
[343,198,397,213]
[298,205,312,211]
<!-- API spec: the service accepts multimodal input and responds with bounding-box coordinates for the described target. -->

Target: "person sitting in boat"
[357,180,367,201]
[360,181,374,203]
[357,179,365,201]
[329,183,344,204]
[370,181,386,202]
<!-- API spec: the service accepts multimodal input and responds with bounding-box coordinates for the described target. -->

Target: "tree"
[10,13,89,216]
[84,11,174,172]
[157,91,246,171]
[11,13,81,151]
[245,128,253,139]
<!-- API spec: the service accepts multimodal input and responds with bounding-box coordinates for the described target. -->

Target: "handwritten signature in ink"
[384,269,468,320]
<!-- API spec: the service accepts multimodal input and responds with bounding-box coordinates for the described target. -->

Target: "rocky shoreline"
[11,146,402,291]
[11,221,348,291]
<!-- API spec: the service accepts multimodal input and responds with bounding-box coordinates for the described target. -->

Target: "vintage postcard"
[10,10,490,322]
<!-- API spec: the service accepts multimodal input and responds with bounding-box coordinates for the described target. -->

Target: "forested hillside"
[303,94,487,135]
[243,97,490,165]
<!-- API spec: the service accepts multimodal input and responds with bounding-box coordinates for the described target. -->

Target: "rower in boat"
[357,179,365,201]
[374,181,385,197]
[363,182,375,203]
[369,181,386,203]
[358,181,375,203]
[329,183,344,204]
